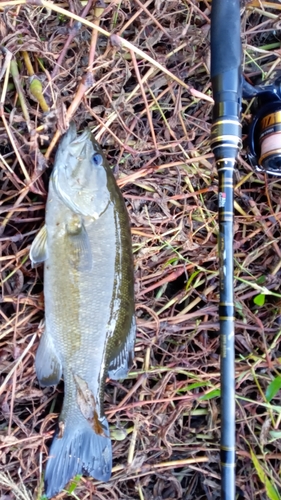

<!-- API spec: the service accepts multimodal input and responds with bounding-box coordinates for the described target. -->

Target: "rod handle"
[211,0,242,125]
[211,0,241,79]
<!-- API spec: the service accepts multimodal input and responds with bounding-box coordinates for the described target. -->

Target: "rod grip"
[211,0,242,126]
[211,0,241,78]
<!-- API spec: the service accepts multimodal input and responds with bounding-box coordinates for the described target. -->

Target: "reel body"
[246,76,281,176]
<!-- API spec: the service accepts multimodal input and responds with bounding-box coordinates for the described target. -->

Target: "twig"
[10,59,31,131]
[0,46,12,81]
[0,55,31,182]
[21,0,213,103]
[22,50,34,76]
[88,1,105,69]
[29,76,49,112]
[45,73,94,159]
[0,333,37,398]
[130,49,157,151]
[133,0,171,38]
[51,0,94,79]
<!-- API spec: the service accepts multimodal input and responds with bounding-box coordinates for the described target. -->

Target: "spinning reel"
[245,75,281,176]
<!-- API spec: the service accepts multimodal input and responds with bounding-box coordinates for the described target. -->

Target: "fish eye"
[91,153,103,166]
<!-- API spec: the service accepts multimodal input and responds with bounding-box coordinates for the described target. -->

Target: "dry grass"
[0,1,281,499]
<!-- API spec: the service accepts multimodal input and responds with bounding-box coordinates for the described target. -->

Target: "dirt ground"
[0,1,281,499]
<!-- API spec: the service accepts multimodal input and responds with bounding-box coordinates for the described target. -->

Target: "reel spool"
[247,75,281,176]
[248,101,281,175]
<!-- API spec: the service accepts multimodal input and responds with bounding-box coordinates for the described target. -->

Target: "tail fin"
[44,416,112,498]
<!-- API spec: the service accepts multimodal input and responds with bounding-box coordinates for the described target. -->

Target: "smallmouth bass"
[30,124,135,498]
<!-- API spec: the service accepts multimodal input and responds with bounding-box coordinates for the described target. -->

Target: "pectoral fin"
[66,219,92,272]
[108,316,136,380]
[29,225,48,267]
[35,328,62,386]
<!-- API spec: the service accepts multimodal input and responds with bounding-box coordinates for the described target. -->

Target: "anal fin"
[35,327,62,386]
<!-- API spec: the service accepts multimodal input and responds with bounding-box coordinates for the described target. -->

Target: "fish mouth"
[58,123,93,158]
[67,126,93,158]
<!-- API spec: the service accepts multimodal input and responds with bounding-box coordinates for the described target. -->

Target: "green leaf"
[250,448,265,486]
[253,294,265,306]
[235,301,244,319]
[250,446,281,500]
[257,275,266,285]
[269,430,281,440]
[266,376,281,402]
[163,257,179,267]
[67,475,82,494]
[185,270,200,290]
[265,481,281,500]
[110,426,128,441]
[200,389,220,400]
[178,381,211,393]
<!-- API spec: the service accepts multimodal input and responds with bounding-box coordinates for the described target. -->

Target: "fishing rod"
[210,0,281,497]
[210,1,242,499]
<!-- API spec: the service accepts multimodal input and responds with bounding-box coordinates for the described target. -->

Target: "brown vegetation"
[0,1,281,499]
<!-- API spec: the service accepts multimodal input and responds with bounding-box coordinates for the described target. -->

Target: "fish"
[30,123,135,498]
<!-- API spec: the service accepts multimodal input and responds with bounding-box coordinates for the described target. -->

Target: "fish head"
[52,124,111,219]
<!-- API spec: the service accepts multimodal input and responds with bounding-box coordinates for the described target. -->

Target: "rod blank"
[210,1,242,499]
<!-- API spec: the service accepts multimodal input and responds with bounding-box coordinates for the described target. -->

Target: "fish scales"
[30,124,135,498]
